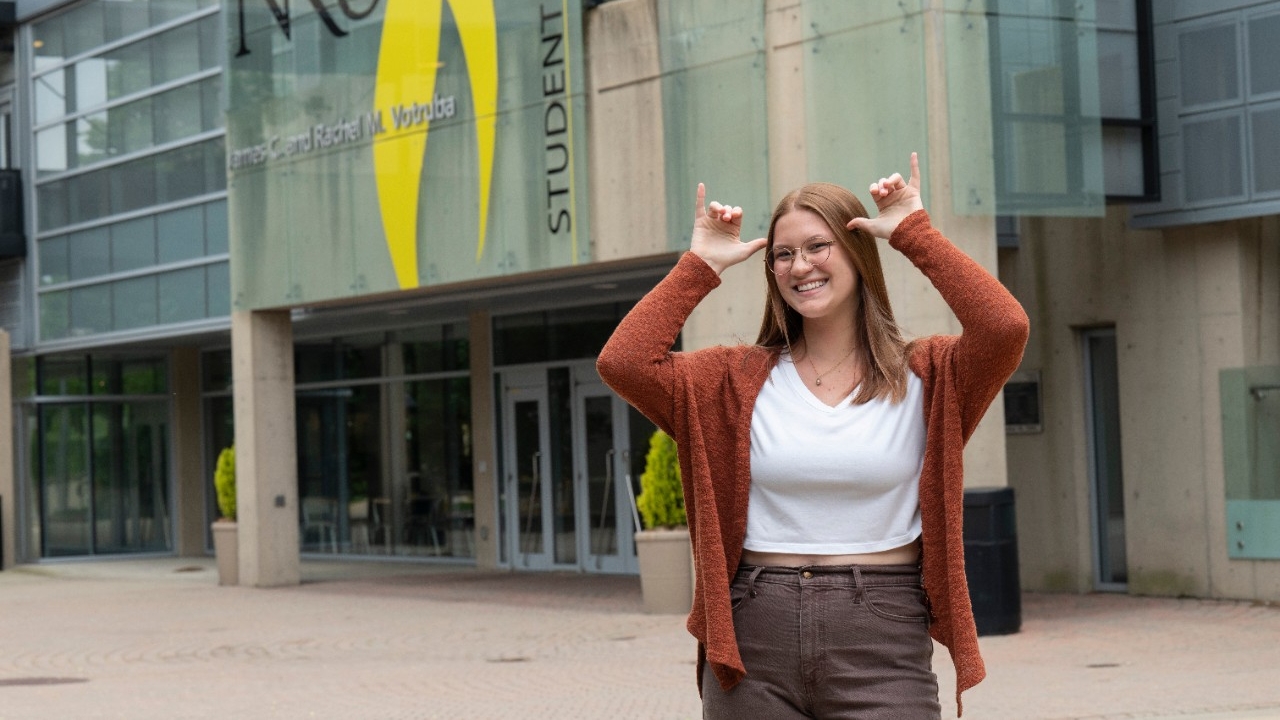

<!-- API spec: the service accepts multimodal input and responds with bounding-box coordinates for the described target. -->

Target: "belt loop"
[746,566,764,598]
[850,566,865,604]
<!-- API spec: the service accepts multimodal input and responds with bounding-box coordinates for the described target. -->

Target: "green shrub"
[637,430,686,529]
[214,445,236,521]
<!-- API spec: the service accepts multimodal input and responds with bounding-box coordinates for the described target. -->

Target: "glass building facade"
[30,0,227,343]
[202,323,476,559]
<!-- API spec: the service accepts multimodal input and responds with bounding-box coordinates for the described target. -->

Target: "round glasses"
[766,239,834,275]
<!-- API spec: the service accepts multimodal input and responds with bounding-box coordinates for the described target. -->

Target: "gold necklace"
[806,345,857,386]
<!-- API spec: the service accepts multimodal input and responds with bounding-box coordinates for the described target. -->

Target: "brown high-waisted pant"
[701,563,941,720]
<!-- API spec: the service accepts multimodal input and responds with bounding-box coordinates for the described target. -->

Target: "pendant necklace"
[807,345,857,386]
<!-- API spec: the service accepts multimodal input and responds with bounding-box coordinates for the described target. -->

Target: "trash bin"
[962,486,1020,635]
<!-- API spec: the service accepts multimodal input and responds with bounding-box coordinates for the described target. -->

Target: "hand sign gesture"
[846,152,926,240]
[691,183,768,275]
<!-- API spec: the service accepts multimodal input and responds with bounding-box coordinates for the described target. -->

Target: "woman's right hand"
[691,183,768,275]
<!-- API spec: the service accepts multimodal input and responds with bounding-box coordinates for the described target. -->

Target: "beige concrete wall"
[581,0,1011,486]
[231,310,300,587]
[469,310,499,569]
[171,347,207,556]
[0,331,12,570]
[1002,205,1280,601]
[585,0,667,262]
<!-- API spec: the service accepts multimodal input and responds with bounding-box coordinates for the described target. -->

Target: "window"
[29,1,228,344]
[1096,0,1158,201]
[1146,6,1280,218]
[986,0,1107,215]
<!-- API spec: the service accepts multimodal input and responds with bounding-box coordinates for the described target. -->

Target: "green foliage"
[637,430,686,529]
[214,445,236,521]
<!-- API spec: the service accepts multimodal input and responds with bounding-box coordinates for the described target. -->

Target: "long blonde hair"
[755,182,908,404]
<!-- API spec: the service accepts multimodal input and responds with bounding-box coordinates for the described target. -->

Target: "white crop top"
[743,355,926,555]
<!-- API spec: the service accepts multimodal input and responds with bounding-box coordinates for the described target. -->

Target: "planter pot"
[635,527,693,614]
[212,519,239,586]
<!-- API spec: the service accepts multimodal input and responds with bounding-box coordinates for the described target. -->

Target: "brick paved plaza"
[1,559,1278,720]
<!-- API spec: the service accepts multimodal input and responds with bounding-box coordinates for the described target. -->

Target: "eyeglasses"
[766,239,834,275]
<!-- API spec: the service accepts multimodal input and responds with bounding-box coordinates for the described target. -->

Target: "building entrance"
[500,362,654,573]
[1084,328,1128,589]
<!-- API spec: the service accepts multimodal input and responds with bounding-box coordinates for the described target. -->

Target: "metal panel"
[1227,500,1280,559]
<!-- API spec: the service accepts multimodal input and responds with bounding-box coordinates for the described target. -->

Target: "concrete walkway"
[1,558,1278,719]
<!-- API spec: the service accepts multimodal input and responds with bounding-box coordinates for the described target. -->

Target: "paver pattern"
[1,559,1278,720]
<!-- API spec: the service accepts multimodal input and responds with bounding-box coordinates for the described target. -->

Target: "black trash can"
[962,487,1020,635]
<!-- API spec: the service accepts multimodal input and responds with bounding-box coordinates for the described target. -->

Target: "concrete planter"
[212,519,239,586]
[635,527,693,614]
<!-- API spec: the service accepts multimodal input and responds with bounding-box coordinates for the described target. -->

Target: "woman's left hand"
[846,151,925,239]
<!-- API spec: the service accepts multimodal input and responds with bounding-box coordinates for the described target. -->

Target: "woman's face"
[770,209,860,323]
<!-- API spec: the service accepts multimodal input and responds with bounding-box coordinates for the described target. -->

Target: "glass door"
[575,378,631,572]
[573,365,657,574]
[501,364,657,573]
[502,371,555,569]
[1084,328,1127,589]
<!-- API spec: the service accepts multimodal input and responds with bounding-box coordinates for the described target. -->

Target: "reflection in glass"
[35,359,172,560]
[293,374,473,558]
[109,95,154,158]
[41,404,91,556]
[35,124,68,175]
[153,83,203,144]
[33,69,67,125]
[151,23,201,85]
[158,267,206,323]
[91,402,170,554]
[39,290,70,341]
[157,205,204,263]
[103,40,153,98]
[68,226,110,281]
[111,216,157,272]
[403,377,474,558]
[71,284,112,335]
[514,399,543,556]
[584,396,617,558]
[75,112,110,166]
[38,235,70,286]
[75,57,110,112]
[112,276,159,330]
[549,368,575,564]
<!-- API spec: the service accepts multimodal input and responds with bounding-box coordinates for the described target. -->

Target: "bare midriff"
[740,537,921,567]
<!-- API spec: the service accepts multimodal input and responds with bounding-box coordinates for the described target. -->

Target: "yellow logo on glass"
[374,0,498,289]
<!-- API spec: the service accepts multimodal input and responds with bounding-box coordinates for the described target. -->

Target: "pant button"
[802,571,813,579]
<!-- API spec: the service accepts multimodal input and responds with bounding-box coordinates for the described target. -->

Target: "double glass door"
[501,363,653,573]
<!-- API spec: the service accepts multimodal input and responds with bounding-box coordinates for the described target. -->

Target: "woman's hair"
[754,182,909,404]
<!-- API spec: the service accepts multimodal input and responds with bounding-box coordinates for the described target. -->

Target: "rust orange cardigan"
[596,210,1029,714]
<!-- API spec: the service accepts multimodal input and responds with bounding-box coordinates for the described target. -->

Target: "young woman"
[597,153,1029,719]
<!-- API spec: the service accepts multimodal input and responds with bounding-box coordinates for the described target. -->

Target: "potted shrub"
[634,429,693,614]
[211,445,238,586]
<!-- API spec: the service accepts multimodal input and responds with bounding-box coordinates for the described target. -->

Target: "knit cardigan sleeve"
[890,210,1030,715]
[595,251,723,433]
[890,210,1030,438]
[596,252,768,694]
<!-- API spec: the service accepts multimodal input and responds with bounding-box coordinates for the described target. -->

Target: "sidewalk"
[1,558,1278,720]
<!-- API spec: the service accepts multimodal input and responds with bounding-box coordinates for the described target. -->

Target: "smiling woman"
[596,152,1030,719]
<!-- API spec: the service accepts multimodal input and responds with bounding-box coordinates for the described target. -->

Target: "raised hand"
[691,183,768,275]
[846,152,925,240]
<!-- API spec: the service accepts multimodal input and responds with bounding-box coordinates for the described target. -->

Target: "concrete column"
[469,310,499,569]
[921,2,1010,489]
[231,309,300,587]
[585,0,668,262]
[681,0,804,350]
[765,0,807,199]
[0,331,13,570]
[171,346,207,557]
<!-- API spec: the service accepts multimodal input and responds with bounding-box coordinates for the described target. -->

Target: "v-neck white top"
[743,354,926,554]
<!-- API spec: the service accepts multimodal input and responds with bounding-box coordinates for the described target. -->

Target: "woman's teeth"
[796,279,826,292]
